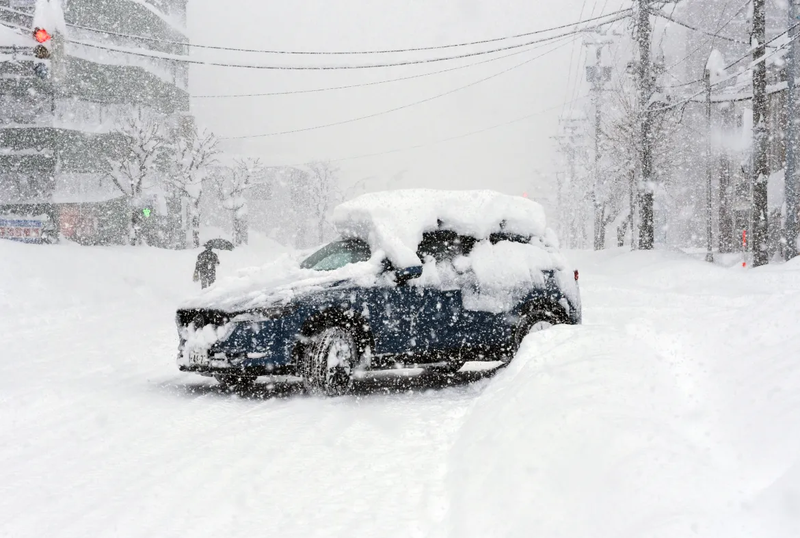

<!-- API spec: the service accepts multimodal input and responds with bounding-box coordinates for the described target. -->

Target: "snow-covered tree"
[105,116,168,245]
[165,124,218,248]
[304,161,341,245]
[210,158,264,246]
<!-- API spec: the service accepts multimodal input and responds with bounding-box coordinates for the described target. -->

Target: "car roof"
[332,189,556,268]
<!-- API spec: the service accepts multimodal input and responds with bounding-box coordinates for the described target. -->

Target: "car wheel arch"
[293,307,375,366]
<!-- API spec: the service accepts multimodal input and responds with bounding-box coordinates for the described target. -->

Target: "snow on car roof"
[333,189,551,268]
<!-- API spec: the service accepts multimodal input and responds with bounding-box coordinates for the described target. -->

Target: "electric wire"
[0,4,632,56]
[261,95,590,167]
[660,0,751,85]
[561,0,592,120]
[63,8,632,55]
[223,35,580,139]
[192,35,570,99]
[64,13,631,71]
[651,26,800,113]
[649,7,747,44]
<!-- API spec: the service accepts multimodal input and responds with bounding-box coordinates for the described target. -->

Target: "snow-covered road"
[2,240,800,537]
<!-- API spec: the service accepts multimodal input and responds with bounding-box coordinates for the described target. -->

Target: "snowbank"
[333,189,550,268]
[447,248,800,538]
[448,326,729,537]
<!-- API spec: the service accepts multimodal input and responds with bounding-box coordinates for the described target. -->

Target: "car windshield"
[300,239,372,271]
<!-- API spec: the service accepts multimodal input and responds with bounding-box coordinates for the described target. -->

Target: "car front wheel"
[301,327,357,397]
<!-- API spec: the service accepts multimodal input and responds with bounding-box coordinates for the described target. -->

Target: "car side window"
[417,231,475,262]
[301,240,371,271]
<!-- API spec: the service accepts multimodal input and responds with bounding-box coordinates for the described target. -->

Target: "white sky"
[188,0,628,207]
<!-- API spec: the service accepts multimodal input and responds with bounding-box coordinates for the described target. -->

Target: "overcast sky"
[187,0,629,209]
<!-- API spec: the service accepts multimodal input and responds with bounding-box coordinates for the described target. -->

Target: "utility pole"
[586,38,613,250]
[704,65,714,263]
[752,0,770,266]
[785,0,798,260]
[636,0,655,250]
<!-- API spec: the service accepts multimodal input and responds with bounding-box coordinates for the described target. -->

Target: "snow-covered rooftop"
[332,189,551,268]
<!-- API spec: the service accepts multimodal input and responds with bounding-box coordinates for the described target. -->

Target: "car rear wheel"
[301,327,357,397]
[508,310,560,361]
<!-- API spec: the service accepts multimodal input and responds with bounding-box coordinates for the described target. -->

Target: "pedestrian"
[194,244,220,289]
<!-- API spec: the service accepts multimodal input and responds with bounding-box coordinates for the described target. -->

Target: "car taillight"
[574,269,579,281]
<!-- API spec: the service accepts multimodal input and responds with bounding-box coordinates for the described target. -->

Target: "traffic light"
[33,27,51,44]
[142,208,152,218]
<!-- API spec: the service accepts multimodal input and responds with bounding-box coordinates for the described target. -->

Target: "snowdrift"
[447,249,800,538]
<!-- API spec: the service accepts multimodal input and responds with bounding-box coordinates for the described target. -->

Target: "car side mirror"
[395,265,423,285]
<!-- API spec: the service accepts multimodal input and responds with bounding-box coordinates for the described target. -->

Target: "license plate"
[190,351,208,365]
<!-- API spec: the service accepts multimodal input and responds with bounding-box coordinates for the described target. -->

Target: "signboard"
[0,217,45,244]
[10,0,36,7]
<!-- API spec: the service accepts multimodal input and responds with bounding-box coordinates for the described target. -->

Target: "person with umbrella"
[193,239,231,288]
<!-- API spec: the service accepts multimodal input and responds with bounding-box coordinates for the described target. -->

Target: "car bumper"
[178,350,296,376]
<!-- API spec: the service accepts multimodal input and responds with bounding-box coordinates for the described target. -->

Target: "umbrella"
[204,238,234,251]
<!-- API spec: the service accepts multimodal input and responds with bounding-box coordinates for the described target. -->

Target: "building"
[0,0,189,245]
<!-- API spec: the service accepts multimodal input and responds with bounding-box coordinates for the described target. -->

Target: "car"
[175,189,581,395]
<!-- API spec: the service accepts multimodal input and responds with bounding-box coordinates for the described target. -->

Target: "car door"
[407,231,467,356]
[365,231,466,358]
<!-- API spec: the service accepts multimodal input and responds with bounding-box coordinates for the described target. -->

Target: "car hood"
[179,253,386,313]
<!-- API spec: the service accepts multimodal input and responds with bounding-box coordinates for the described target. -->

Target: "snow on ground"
[448,248,800,538]
[0,235,486,538]
[2,239,800,537]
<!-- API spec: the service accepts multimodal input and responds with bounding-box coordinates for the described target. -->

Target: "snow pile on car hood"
[180,252,387,312]
[333,189,552,268]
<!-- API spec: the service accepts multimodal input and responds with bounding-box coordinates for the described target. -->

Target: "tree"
[598,75,680,248]
[305,161,341,245]
[210,158,264,246]
[105,116,168,246]
[165,124,219,248]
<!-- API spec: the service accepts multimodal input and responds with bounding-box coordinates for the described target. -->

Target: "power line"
[223,35,580,139]
[66,14,631,71]
[651,26,800,113]
[192,37,569,99]
[0,5,31,18]
[561,0,592,120]
[649,7,747,44]
[661,0,751,79]
[63,16,611,71]
[259,95,590,167]
[63,8,632,56]
[1,4,631,56]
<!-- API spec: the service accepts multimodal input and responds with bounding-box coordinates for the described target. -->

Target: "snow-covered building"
[0,0,189,244]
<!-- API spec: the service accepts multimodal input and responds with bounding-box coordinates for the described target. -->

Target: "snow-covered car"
[176,190,581,395]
